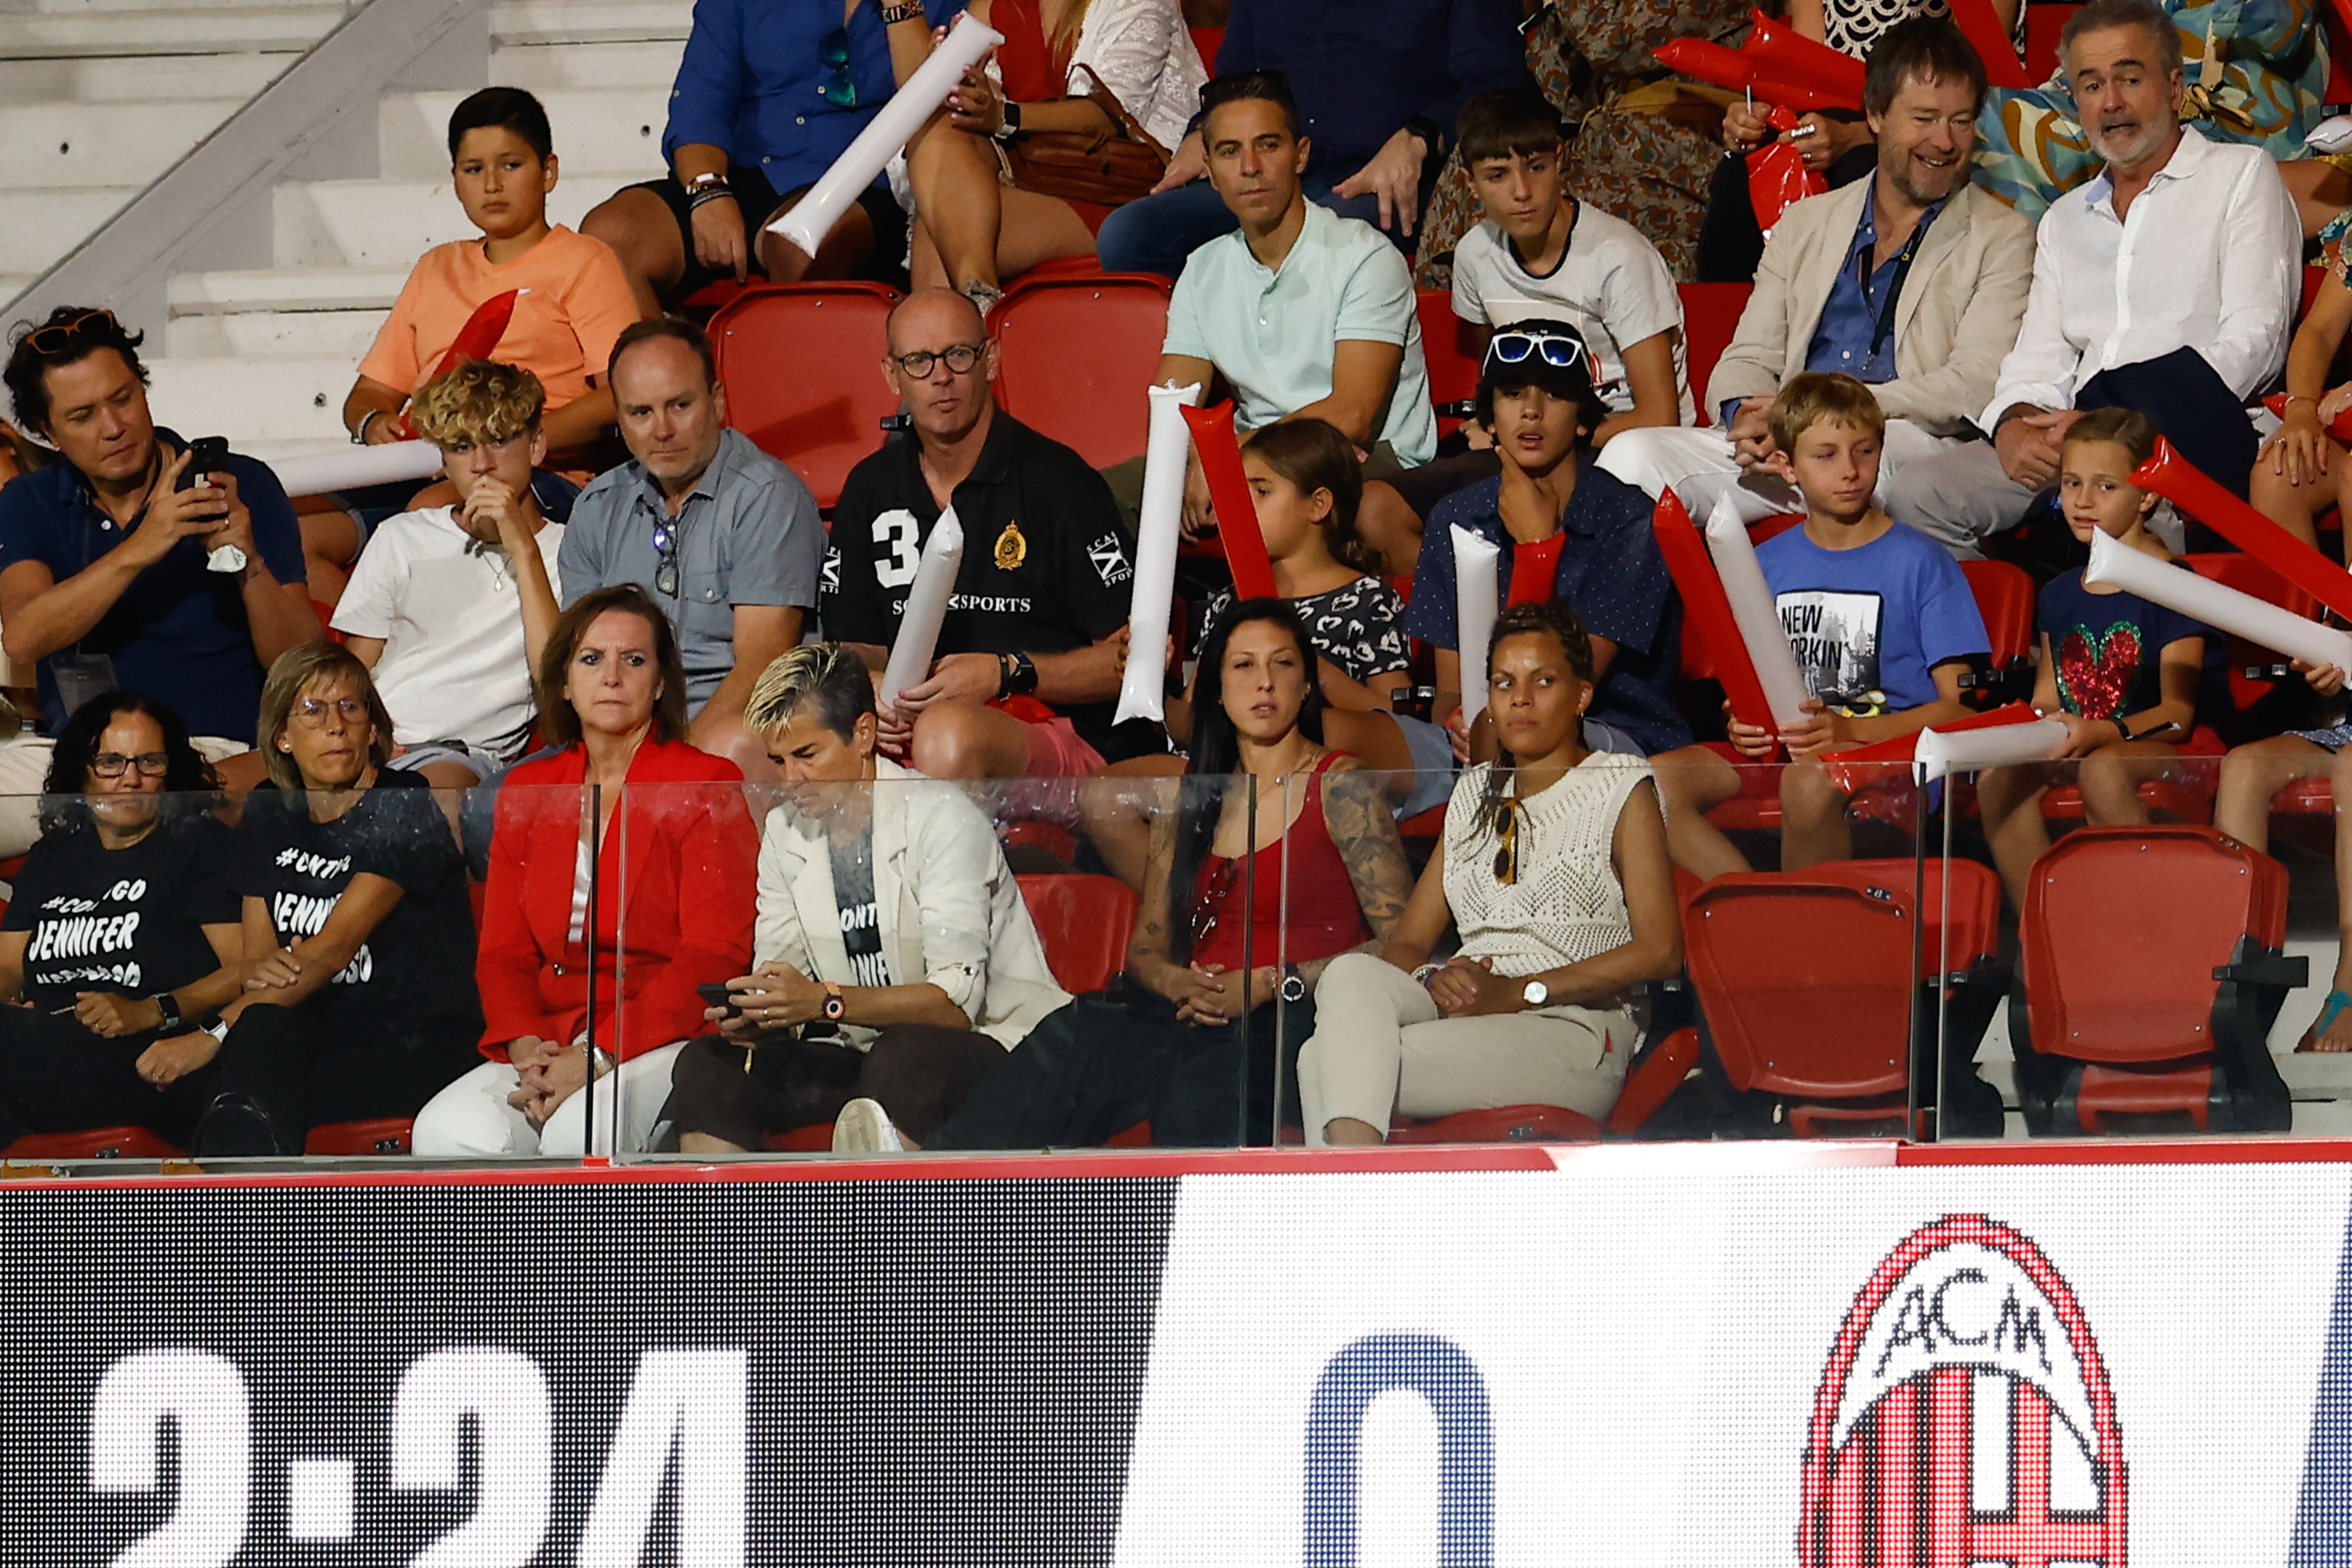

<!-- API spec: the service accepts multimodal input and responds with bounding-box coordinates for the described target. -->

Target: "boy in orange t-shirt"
[313,87,642,597]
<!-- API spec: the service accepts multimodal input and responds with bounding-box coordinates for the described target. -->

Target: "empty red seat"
[2015,824,2297,1134]
[1016,872,1138,994]
[1418,288,1482,435]
[1678,283,1753,422]
[991,273,1171,470]
[708,281,904,509]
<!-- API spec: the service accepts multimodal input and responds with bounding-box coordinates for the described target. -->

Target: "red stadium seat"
[6,1127,182,1160]
[1960,558,2034,672]
[1017,872,1138,994]
[991,273,1171,470]
[305,1119,413,1156]
[1684,857,2005,1136]
[1417,288,1482,435]
[709,281,904,508]
[2022,3,2078,82]
[310,599,345,645]
[1678,283,1752,422]
[2181,552,2322,743]
[1387,1023,1703,1144]
[1189,25,1222,71]
[2015,825,2298,1134]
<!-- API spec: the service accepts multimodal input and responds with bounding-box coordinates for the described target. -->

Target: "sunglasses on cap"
[1486,329,1590,374]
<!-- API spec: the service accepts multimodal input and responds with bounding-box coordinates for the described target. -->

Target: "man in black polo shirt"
[0,308,317,851]
[824,290,1153,779]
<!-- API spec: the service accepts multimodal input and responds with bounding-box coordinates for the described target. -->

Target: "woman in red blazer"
[412,584,757,1156]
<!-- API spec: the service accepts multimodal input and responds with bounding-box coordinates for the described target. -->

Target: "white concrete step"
[0,188,140,275]
[268,171,644,267]
[164,307,388,359]
[169,263,411,315]
[146,355,353,448]
[0,97,249,190]
[488,0,689,47]
[0,5,342,57]
[489,37,683,91]
[0,50,292,105]
[378,86,674,178]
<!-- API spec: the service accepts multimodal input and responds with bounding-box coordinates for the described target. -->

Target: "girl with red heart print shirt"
[1978,409,2211,909]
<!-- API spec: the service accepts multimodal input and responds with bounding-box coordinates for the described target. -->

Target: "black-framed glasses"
[1191,858,1240,948]
[817,26,860,107]
[651,520,679,597]
[90,751,168,779]
[1491,796,1519,885]
[26,308,118,355]
[292,697,370,729]
[1487,329,1589,373]
[889,342,986,380]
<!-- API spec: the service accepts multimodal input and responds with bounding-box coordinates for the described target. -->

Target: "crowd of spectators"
[6,0,2352,1155]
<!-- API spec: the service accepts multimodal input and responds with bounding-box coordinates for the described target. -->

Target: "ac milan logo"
[1800,1214,2128,1566]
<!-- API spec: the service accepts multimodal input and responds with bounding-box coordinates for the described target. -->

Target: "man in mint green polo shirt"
[1117,70,1436,534]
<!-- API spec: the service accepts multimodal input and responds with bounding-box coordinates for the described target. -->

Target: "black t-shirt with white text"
[4,813,238,1011]
[230,769,482,1039]
[823,411,1158,760]
[828,829,888,989]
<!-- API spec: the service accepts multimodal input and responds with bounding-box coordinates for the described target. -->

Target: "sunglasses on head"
[25,309,120,356]
[1486,330,1589,373]
[817,26,860,108]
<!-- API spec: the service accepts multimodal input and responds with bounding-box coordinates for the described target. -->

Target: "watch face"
[1521,979,1548,1008]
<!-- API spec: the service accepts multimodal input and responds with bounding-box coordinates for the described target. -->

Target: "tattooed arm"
[1307,756,1414,983]
[1125,803,1214,1008]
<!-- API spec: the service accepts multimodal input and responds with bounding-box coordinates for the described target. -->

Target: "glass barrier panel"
[0,779,596,1173]
[1932,742,2339,1143]
[1266,752,1928,1147]
[613,769,1276,1162]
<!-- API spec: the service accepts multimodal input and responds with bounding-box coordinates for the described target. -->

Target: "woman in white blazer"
[666,644,1069,1151]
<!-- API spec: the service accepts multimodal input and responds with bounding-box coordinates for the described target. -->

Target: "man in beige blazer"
[1598,19,2035,535]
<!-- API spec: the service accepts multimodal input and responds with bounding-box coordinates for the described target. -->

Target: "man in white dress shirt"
[1896,0,2301,555]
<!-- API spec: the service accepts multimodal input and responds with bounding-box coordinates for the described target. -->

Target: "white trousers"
[1296,953,1635,1145]
[1596,417,1954,531]
[410,1041,686,1157]
[0,734,253,860]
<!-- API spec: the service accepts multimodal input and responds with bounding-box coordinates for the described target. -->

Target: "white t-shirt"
[1452,205,1694,425]
[330,505,566,758]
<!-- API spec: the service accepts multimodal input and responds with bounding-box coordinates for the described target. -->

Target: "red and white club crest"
[1800,1214,2127,1567]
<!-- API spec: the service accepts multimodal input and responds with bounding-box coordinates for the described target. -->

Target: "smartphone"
[695,981,742,1018]
[176,436,230,522]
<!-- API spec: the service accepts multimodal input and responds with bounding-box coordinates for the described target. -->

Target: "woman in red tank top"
[829,599,1414,1152]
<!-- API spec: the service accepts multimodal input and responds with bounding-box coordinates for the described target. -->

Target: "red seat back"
[1684,869,1920,1099]
[7,1127,182,1160]
[1417,288,1482,434]
[992,274,1171,470]
[1678,282,1753,421]
[1017,873,1138,994]
[1189,25,1223,71]
[2021,824,2287,1064]
[2182,552,2321,714]
[709,281,904,508]
[305,1119,414,1156]
[2023,3,2078,80]
[1959,558,2035,670]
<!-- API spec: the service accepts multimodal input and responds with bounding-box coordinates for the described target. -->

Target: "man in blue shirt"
[1596,20,2035,553]
[1096,0,1527,278]
[0,307,318,851]
[582,0,956,309]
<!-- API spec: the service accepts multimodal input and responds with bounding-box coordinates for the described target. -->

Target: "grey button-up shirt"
[560,426,822,711]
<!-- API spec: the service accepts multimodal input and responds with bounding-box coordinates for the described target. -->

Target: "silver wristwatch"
[1520,978,1550,1009]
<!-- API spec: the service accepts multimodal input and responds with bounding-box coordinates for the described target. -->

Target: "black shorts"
[631,164,909,301]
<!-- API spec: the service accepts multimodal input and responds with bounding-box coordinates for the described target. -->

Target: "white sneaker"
[832,1098,905,1155]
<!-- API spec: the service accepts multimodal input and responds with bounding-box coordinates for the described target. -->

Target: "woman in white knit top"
[1299,602,1683,1143]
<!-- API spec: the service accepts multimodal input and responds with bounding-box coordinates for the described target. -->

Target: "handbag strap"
[1065,61,1168,157]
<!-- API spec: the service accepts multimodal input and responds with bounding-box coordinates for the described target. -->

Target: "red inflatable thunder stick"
[2130,435,2352,624]
[1819,701,2043,794]
[1179,401,1278,601]
[1652,13,1865,113]
[395,289,521,438]
[2261,390,2352,444]
[1650,490,1780,744]
[1507,535,1566,607]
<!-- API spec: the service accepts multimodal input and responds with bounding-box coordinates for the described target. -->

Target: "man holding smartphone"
[0,308,319,851]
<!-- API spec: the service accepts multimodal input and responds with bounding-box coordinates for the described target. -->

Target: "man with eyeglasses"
[823,289,1152,780]
[0,306,318,854]
[1594,19,2036,551]
[558,317,823,778]
[330,361,565,788]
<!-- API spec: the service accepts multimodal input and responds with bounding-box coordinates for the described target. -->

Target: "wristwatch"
[1520,978,1551,1009]
[993,101,1023,142]
[822,983,847,1023]
[351,409,384,446]
[148,991,183,1032]
[1003,649,1039,697]
[1278,963,1307,1004]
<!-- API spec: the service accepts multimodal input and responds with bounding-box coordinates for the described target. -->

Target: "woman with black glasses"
[0,690,244,1148]
[189,644,484,1155]
[1298,602,1683,1145]
[829,598,1415,1152]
